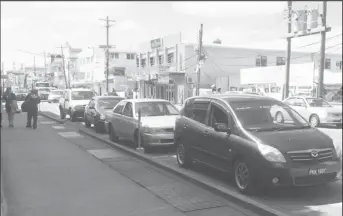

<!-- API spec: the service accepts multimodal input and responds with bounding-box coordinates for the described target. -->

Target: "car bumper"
[254,160,342,188]
[320,117,342,124]
[142,133,174,147]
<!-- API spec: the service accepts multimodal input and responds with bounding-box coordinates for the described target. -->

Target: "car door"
[187,99,211,164]
[202,101,234,172]
[111,101,126,137]
[121,102,136,140]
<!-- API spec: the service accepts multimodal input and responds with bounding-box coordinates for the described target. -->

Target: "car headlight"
[258,144,286,163]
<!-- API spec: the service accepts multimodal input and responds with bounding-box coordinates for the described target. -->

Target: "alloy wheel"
[177,144,186,165]
[235,162,250,190]
[310,115,319,127]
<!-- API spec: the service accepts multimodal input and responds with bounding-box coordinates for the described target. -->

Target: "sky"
[1,1,342,70]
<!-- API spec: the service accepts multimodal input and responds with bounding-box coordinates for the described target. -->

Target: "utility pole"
[283,1,292,100]
[32,56,36,89]
[318,1,327,98]
[60,45,69,89]
[196,24,203,96]
[99,16,116,93]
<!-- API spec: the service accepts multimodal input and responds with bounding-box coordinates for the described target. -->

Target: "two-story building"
[136,32,342,103]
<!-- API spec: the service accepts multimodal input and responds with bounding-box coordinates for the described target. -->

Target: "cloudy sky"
[1,1,342,70]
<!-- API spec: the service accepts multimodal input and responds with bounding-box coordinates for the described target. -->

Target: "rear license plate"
[309,167,326,176]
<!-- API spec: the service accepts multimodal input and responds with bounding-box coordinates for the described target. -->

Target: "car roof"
[123,98,169,103]
[94,96,124,100]
[69,88,93,91]
[188,94,276,103]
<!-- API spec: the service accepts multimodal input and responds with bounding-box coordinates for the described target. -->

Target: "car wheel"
[84,116,91,128]
[233,159,256,194]
[275,111,284,123]
[309,114,320,127]
[60,107,66,119]
[109,124,118,142]
[95,122,104,133]
[176,141,192,168]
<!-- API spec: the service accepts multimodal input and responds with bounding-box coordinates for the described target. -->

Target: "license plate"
[309,167,326,176]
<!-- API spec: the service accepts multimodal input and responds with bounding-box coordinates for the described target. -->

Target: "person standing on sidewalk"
[25,89,40,129]
[2,87,17,127]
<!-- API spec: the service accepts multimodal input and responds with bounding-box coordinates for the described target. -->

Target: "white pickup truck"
[59,88,96,121]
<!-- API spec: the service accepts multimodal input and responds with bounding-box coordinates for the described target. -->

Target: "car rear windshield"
[135,101,180,117]
[226,99,309,131]
[38,88,51,92]
[71,91,95,100]
[97,98,123,110]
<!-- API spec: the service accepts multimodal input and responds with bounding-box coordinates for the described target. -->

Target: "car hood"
[70,100,90,107]
[140,115,179,128]
[249,128,334,153]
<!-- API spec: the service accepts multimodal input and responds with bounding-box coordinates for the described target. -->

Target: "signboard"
[151,38,163,49]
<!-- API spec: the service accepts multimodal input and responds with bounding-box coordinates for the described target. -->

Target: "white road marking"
[52,126,65,130]
[151,154,176,159]
[87,149,122,160]
[57,132,82,138]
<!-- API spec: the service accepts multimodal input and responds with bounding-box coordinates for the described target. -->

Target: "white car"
[59,88,96,121]
[278,96,342,127]
[104,99,180,153]
[48,90,64,103]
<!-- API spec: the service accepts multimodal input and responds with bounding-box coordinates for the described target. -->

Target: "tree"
[213,38,222,44]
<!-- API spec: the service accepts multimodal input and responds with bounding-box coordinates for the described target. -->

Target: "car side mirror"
[214,123,231,135]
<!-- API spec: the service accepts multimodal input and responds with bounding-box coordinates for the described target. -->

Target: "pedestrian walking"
[25,89,41,129]
[2,87,17,127]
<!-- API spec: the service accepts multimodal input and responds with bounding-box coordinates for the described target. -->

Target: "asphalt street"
[38,101,343,216]
[1,112,259,216]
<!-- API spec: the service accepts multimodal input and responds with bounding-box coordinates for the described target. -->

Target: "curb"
[1,161,7,216]
[79,128,288,216]
[38,111,287,216]
[38,111,65,124]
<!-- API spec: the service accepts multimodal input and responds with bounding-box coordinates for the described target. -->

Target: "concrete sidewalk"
[1,113,186,216]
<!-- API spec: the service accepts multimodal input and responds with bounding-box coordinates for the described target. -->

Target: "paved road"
[1,113,258,216]
[39,102,342,216]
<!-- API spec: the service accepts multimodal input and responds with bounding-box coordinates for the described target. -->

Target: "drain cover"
[87,149,123,160]
[58,132,82,138]
[52,126,65,130]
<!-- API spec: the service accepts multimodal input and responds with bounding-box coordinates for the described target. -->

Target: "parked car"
[14,90,29,101]
[280,96,342,127]
[175,94,342,194]
[59,88,96,121]
[37,87,51,100]
[104,99,180,152]
[84,96,124,133]
[48,90,64,103]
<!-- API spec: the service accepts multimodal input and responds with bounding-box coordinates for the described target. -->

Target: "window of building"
[136,57,140,67]
[130,54,135,60]
[126,53,131,60]
[159,55,164,65]
[325,58,331,69]
[276,57,286,66]
[167,53,174,64]
[336,61,342,70]
[114,53,119,59]
[141,59,146,68]
[256,55,267,67]
[110,53,115,59]
[150,57,155,66]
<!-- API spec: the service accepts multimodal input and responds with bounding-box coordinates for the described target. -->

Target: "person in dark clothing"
[25,89,41,129]
[111,88,118,96]
[2,87,17,127]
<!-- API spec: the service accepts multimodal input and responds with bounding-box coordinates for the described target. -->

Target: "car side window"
[190,101,210,124]
[294,98,306,107]
[183,98,194,117]
[113,101,125,114]
[123,102,133,117]
[208,104,229,128]
[284,98,295,105]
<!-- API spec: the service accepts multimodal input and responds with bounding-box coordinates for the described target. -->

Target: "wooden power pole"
[60,45,69,89]
[284,1,292,100]
[99,16,116,93]
[195,24,203,96]
[318,1,328,98]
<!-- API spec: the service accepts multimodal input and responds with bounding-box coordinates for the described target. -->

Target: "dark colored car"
[174,94,342,194]
[84,96,124,133]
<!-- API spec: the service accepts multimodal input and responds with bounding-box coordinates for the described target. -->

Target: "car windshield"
[71,91,95,100]
[97,98,123,110]
[51,90,63,95]
[227,99,310,132]
[306,98,331,107]
[36,83,49,87]
[39,88,51,92]
[135,101,180,117]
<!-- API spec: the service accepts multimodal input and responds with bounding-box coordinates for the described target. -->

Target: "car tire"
[109,124,118,142]
[309,114,320,127]
[275,111,284,123]
[95,122,104,133]
[176,141,192,168]
[233,159,257,195]
[60,107,66,119]
[84,116,91,128]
